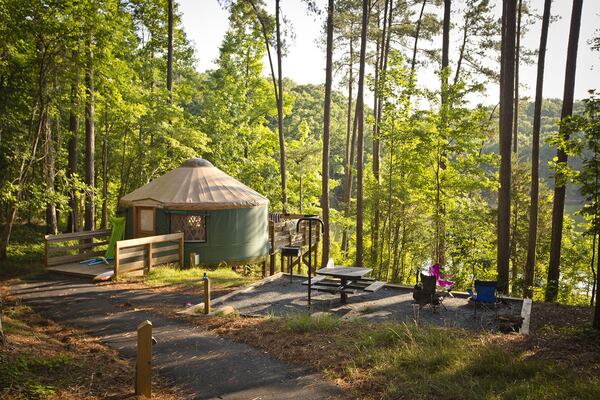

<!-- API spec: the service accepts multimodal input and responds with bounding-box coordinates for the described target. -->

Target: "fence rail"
[45,229,112,267]
[114,232,184,278]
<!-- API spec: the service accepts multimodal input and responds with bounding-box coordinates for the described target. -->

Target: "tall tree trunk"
[510,1,522,292]
[101,111,109,229]
[342,109,358,253]
[512,0,522,293]
[453,11,469,85]
[321,0,334,266]
[512,0,522,154]
[435,0,450,265]
[546,0,584,302]
[275,0,287,212]
[355,0,369,267]
[410,0,427,75]
[524,0,551,298]
[84,35,95,232]
[370,3,382,265]
[167,0,174,100]
[43,108,57,235]
[342,30,355,254]
[67,58,80,233]
[497,0,517,294]
[372,0,393,266]
[594,237,600,328]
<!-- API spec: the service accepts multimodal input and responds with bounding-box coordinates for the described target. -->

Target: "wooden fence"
[268,215,321,276]
[45,229,112,268]
[114,233,184,278]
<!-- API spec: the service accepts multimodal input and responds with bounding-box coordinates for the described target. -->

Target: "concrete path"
[10,275,342,400]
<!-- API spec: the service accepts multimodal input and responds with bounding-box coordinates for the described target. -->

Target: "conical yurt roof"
[119,158,269,210]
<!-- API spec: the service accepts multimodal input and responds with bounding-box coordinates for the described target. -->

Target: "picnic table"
[303,265,386,303]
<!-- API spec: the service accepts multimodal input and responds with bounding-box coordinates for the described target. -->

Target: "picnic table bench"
[302,264,386,303]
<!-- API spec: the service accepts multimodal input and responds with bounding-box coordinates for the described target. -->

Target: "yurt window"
[135,207,155,237]
[170,214,207,242]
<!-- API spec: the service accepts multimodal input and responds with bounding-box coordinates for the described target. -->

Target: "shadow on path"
[10,274,342,400]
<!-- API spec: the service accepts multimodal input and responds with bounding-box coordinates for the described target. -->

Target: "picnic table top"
[316,266,372,279]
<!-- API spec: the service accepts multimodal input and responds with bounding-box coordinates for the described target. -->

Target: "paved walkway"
[10,275,342,400]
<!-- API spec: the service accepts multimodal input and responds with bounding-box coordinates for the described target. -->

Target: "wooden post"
[269,253,275,276]
[280,252,284,273]
[114,242,120,279]
[44,238,49,268]
[203,273,211,314]
[146,243,153,274]
[135,320,153,398]
[520,298,532,335]
[178,235,184,268]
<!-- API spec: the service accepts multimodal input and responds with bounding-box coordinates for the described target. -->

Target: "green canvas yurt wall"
[120,158,269,266]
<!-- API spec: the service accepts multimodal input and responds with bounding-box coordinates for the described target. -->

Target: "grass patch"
[283,313,340,333]
[354,323,600,400]
[204,315,600,400]
[0,224,46,280]
[145,265,259,289]
[0,294,179,400]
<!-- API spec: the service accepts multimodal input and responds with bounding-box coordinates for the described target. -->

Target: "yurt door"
[135,206,156,237]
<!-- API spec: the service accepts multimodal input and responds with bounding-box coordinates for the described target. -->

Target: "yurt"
[119,158,269,266]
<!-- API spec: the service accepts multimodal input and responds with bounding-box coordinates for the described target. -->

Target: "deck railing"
[45,229,112,268]
[114,233,184,278]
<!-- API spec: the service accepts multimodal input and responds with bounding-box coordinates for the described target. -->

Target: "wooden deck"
[47,261,113,278]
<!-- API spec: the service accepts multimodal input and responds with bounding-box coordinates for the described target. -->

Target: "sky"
[179,0,599,105]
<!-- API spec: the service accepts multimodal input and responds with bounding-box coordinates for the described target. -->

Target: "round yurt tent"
[119,158,269,266]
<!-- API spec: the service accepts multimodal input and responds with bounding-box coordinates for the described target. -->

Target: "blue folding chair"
[467,280,498,318]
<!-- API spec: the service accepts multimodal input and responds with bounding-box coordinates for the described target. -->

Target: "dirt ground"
[1,289,180,400]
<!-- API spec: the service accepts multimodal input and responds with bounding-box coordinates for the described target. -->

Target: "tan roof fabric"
[119,158,269,210]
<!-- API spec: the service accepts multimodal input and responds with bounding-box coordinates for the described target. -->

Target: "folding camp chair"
[429,263,454,296]
[413,273,446,312]
[80,216,126,266]
[467,280,498,318]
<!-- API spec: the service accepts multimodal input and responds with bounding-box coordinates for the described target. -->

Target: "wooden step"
[310,284,355,294]
[364,281,386,292]
[301,275,326,285]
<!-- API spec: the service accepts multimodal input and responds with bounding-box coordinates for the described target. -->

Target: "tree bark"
[355,0,369,268]
[453,11,469,85]
[84,35,95,232]
[275,0,287,212]
[321,0,334,266]
[372,0,393,266]
[497,0,517,294]
[410,0,427,75]
[67,56,80,233]
[43,109,57,235]
[101,111,109,229]
[513,0,522,153]
[342,108,358,254]
[524,0,551,298]
[594,236,600,328]
[435,0,451,266]
[167,0,174,100]
[546,0,584,302]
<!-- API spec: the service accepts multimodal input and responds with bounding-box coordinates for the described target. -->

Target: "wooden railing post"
[135,320,153,398]
[114,243,120,279]
[178,235,184,268]
[146,243,153,273]
[203,272,211,314]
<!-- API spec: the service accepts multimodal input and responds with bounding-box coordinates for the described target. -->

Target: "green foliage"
[145,265,259,289]
[0,351,80,399]
[354,323,600,400]
[282,313,340,333]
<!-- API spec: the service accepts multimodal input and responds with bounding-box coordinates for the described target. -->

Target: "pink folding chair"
[428,264,454,295]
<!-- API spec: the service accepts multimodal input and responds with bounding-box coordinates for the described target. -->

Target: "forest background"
[1,0,599,306]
